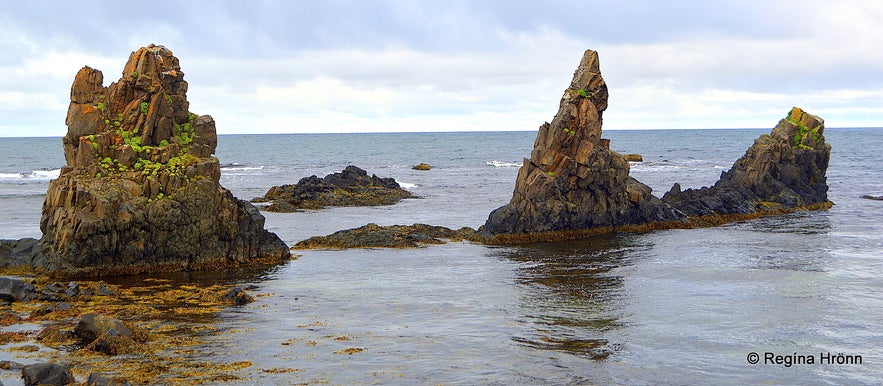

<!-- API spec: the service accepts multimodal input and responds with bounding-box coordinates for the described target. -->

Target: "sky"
[2,0,882,137]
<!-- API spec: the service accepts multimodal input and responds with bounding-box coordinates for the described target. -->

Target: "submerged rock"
[861,194,883,201]
[254,165,414,212]
[662,107,831,215]
[37,44,289,277]
[412,163,431,171]
[295,223,480,249]
[482,50,684,237]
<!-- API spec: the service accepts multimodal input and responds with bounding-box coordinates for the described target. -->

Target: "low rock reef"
[294,223,480,249]
[252,165,414,212]
[13,44,290,276]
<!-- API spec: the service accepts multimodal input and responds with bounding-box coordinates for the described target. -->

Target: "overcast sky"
[2,0,882,136]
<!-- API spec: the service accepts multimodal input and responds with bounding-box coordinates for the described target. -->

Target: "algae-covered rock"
[39,44,289,277]
[412,163,431,171]
[254,165,413,212]
[662,107,831,215]
[295,223,480,249]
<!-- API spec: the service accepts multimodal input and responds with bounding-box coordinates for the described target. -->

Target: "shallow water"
[1,128,881,384]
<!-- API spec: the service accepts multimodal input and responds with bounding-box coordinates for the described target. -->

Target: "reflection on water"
[494,235,645,361]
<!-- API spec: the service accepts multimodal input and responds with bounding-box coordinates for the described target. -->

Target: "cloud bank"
[2,0,881,136]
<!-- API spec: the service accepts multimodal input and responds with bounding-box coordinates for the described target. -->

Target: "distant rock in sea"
[35,44,289,276]
[662,107,832,215]
[412,163,432,171]
[481,50,685,238]
[253,165,414,212]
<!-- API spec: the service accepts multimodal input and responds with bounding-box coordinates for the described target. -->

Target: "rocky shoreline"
[0,270,274,384]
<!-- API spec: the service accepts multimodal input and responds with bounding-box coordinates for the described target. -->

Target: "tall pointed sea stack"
[482,50,684,237]
[39,44,289,276]
[662,107,831,215]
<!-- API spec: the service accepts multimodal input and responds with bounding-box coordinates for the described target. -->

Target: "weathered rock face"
[482,50,684,236]
[39,44,289,277]
[254,165,413,212]
[662,107,831,215]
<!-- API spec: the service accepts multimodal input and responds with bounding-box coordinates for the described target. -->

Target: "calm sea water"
[0,129,881,384]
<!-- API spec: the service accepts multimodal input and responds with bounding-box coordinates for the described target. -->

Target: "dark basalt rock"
[254,165,414,212]
[22,363,74,386]
[295,223,480,249]
[662,107,831,215]
[482,50,685,236]
[0,277,38,303]
[36,44,289,277]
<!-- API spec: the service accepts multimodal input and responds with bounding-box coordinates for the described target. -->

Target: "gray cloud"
[1,0,881,136]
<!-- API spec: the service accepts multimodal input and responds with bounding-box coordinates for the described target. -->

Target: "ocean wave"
[220,164,265,174]
[0,169,61,181]
[399,182,418,190]
[487,160,521,168]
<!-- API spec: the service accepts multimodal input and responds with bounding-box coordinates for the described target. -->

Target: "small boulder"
[0,277,38,303]
[86,373,132,386]
[862,194,883,201]
[75,313,134,342]
[65,282,80,298]
[623,154,643,162]
[22,363,74,386]
[88,328,137,355]
[221,287,254,306]
[412,163,431,171]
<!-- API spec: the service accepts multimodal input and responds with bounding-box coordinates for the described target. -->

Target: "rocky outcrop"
[253,165,414,212]
[662,107,831,215]
[38,44,289,277]
[412,163,431,171]
[482,50,684,237]
[294,223,480,249]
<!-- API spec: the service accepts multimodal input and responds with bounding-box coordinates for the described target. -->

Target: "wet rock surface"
[253,165,414,212]
[36,44,289,277]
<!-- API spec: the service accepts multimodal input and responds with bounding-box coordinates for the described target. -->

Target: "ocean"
[0,128,881,384]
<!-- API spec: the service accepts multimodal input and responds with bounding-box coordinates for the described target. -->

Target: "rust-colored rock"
[482,50,684,236]
[38,44,289,277]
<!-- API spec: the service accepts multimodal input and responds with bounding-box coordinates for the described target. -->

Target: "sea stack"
[662,107,832,215]
[482,50,684,237]
[38,44,289,276]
